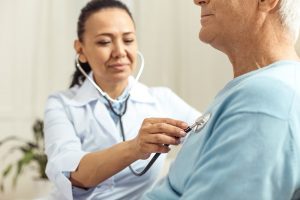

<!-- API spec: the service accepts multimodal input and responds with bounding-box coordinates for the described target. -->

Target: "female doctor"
[43,0,199,199]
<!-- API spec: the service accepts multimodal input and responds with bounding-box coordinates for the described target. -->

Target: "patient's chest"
[168,114,212,195]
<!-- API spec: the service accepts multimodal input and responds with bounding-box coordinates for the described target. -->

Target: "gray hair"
[279,0,300,42]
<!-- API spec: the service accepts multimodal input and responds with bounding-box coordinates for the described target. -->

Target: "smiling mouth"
[201,14,213,18]
[108,63,130,70]
[109,63,128,67]
[200,14,213,25]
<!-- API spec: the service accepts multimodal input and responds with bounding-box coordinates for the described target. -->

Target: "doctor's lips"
[108,62,130,69]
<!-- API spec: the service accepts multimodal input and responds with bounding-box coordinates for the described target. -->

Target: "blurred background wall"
[0,0,299,199]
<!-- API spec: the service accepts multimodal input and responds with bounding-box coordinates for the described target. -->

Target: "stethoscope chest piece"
[194,113,211,133]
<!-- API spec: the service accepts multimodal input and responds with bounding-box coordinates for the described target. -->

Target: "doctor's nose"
[112,42,126,59]
[194,0,209,6]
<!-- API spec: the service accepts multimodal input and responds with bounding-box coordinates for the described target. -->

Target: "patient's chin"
[199,29,215,45]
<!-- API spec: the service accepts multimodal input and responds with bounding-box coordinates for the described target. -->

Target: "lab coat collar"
[129,77,156,104]
[70,73,100,106]
[70,73,156,106]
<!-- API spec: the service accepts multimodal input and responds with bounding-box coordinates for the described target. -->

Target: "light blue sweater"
[145,61,300,200]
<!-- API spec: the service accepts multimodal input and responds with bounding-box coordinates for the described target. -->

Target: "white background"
[0,0,299,199]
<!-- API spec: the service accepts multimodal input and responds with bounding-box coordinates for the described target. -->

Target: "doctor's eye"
[123,38,135,45]
[96,40,111,46]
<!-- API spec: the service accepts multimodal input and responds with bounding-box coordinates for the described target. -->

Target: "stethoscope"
[76,51,152,176]
[76,52,211,176]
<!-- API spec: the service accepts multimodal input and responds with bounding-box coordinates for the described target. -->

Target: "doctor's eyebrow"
[95,32,136,38]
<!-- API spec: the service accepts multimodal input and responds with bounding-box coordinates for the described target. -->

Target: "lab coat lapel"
[93,100,120,142]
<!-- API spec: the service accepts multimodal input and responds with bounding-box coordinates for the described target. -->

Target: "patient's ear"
[74,40,87,63]
[258,0,280,12]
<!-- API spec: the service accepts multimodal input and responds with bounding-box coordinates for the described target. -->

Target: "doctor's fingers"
[145,134,181,146]
[142,118,188,129]
[140,122,187,138]
[139,142,171,154]
[131,135,172,159]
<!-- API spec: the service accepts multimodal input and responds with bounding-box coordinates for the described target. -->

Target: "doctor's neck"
[95,78,128,100]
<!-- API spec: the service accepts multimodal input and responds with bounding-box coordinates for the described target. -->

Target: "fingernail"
[182,122,188,127]
[180,131,187,136]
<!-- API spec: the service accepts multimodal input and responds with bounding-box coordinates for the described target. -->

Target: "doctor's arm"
[45,105,188,189]
[69,118,187,188]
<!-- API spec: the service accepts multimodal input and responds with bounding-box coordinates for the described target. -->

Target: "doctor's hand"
[130,118,188,160]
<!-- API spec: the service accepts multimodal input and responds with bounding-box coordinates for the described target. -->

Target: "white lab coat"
[44,77,199,200]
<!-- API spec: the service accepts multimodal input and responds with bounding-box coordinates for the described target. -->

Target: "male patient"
[144,0,300,199]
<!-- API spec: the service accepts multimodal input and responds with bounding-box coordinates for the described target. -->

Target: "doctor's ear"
[74,40,87,63]
[258,0,280,12]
